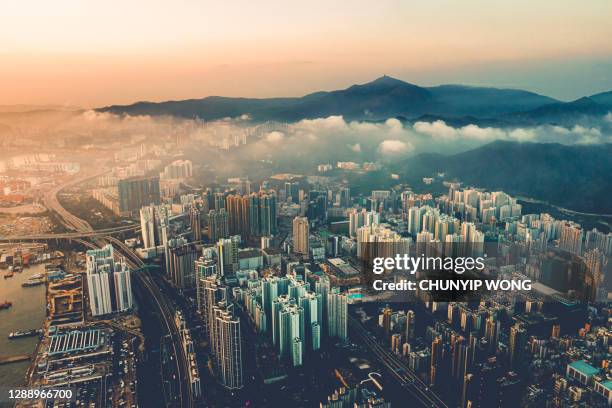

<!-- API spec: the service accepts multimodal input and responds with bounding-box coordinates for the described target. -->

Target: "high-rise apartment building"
[226,194,250,238]
[214,305,243,389]
[327,287,347,341]
[198,274,243,389]
[118,176,160,216]
[167,242,198,289]
[405,310,415,343]
[356,223,410,262]
[160,159,193,179]
[293,216,309,255]
[140,204,169,249]
[285,182,300,204]
[208,209,229,243]
[348,208,379,238]
[189,206,202,242]
[217,235,240,277]
[86,244,133,316]
[559,222,584,255]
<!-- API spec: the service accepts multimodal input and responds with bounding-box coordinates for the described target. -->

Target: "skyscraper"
[285,182,300,204]
[196,264,218,334]
[160,159,193,179]
[196,256,217,326]
[584,248,608,302]
[189,206,202,242]
[509,323,527,371]
[348,208,379,238]
[139,204,168,249]
[299,291,321,351]
[279,303,304,366]
[85,244,133,316]
[382,306,392,341]
[167,242,198,289]
[223,191,278,240]
[118,175,160,216]
[262,276,279,329]
[339,187,351,208]
[248,194,260,237]
[356,223,410,262]
[199,274,243,389]
[327,287,347,341]
[405,310,415,343]
[259,191,277,235]
[559,222,583,255]
[226,194,250,238]
[214,192,226,211]
[430,336,443,386]
[217,235,240,277]
[214,305,244,389]
[315,276,330,332]
[272,295,292,346]
[407,206,423,235]
[293,216,309,255]
[208,209,229,243]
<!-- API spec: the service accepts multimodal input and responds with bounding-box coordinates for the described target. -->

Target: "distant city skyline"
[1,0,612,106]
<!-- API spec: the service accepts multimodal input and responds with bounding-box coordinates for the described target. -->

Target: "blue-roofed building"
[566,360,600,385]
[594,379,612,406]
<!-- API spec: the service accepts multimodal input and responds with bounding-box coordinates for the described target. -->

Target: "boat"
[8,329,42,339]
[45,262,61,270]
[4,271,14,279]
[0,300,12,310]
[22,278,45,287]
[30,273,43,279]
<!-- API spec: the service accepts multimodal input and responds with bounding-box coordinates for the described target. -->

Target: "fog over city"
[2,109,610,165]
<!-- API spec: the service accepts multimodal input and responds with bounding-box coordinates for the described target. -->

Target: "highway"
[39,171,194,408]
[106,237,194,408]
[348,315,448,408]
[43,169,109,232]
[72,238,194,407]
[0,225,140,241]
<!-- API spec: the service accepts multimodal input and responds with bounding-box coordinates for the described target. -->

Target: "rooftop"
[569,360,599,377]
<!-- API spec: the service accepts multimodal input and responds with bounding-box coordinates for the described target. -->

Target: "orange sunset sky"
[1,0,612,107]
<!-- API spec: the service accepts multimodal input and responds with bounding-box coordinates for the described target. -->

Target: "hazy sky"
[1,0,611,107]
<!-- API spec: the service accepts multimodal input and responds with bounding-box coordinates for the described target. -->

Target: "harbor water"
[0,263,47,390]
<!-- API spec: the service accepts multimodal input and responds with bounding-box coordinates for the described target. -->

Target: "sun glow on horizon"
[1,0,612,106]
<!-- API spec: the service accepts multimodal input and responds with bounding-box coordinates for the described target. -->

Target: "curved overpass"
[27,170,194,407]
[0,225,140,242]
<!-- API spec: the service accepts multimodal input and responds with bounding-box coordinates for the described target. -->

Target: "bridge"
[105,236,195,408]
[68,235,194,407]
[10,171,195,407]
[0,225,141,242]
[0,212,187,243]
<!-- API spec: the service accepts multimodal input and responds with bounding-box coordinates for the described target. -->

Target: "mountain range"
[98,76,612,126]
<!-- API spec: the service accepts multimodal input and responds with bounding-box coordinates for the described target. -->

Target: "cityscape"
[1,2,612,408]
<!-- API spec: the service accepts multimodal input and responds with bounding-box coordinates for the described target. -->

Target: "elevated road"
[106,237,194,408]
[348,315,448,408]
[0,225,140,242]
[73,238,193,407]
[43,169,109,232]
[37,172,194,408]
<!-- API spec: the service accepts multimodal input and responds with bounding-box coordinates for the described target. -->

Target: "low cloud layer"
[413,119,610,146]
[1,109,609,175]
[228,114,610,172]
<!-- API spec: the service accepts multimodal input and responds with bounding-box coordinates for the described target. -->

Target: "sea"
[0,263,47,393]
